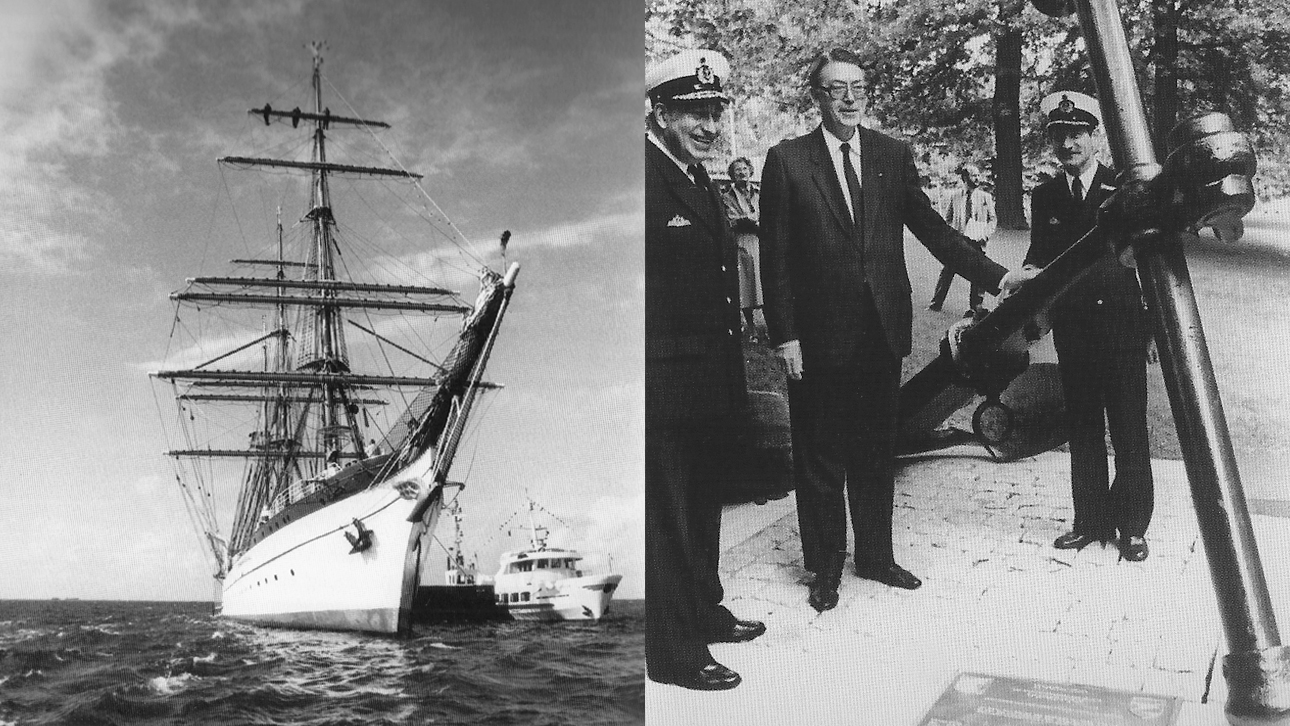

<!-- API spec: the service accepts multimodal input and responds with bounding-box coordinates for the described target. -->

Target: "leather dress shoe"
[808,580,839,612]
[855,563,922,590]
[1120,536,1149,562]
[707,619,766,644]
[651,662,741,691]
[1053,531,1107,551]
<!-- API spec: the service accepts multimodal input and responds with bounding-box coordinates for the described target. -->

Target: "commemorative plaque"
[917,672,1180,726]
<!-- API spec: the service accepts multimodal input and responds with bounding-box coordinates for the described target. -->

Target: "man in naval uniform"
[1023,90,1154,562]
[645,49,765,692]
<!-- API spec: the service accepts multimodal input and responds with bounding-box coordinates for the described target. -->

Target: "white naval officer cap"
[1040,90,1101,131]
[647,49,731,106]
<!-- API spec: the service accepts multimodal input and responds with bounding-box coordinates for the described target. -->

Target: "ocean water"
[0,599,644,726]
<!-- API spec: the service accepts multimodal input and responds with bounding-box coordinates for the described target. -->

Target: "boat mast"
[270,206,292,495]
[296,42,360,465]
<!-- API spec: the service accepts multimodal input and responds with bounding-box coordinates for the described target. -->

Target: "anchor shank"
[1076,0,1280,657]
[1140,243,1279,653]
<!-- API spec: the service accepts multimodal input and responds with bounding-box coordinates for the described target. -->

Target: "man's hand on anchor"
[997,265,1041,302]
[776,339,803,380]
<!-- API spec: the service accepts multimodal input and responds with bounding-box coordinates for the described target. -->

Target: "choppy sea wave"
[0,600,643,725]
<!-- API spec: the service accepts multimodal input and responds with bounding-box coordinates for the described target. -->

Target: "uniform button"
[721,265,727,272]
[726,296,732,304]
[728,329,734,336]
[1096,299,1103,305]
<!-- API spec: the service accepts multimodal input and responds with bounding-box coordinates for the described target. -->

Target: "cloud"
[0,1,192,273]
[372,200,641,293]
[546,489,644,597]
[509,204,642,252]
[137,328,267,373]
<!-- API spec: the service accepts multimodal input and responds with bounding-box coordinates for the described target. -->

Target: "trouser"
[646,418,738,676]
[1053,315,1154,539]
[929,237,987,311]
[788,298,901,579]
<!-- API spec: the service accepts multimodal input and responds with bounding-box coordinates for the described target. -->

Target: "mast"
[308,44,348,462]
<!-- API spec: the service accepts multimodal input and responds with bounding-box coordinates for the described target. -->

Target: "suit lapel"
[647,141,724,235]
[806,128,856,237]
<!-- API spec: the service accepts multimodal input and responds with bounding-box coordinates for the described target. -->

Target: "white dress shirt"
[820,125,862,221]
[1065,162,1098,202]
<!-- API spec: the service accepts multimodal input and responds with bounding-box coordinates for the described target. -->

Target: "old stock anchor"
[897,110,1257,462]
[1027,0,1281,723]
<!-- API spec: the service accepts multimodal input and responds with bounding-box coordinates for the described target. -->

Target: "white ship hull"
[219,484,441,634]
[503,573,622,622]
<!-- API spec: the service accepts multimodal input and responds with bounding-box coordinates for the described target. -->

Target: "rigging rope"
[322,73,486,270]
[150,381,223,572]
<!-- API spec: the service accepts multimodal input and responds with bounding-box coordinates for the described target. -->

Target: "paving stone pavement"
[648,451,1290,725]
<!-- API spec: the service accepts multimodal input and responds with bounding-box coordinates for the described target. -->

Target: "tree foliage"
[646,0,1290,200]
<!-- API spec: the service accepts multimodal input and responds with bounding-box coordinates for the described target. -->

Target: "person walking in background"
[758,47,1032,612]
[645,48,765,692]
[720,157,763,341]
[1023,90,1154,562]
[928,163,996,316]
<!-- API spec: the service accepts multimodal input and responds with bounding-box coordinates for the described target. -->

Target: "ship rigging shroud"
[151,47,517,633]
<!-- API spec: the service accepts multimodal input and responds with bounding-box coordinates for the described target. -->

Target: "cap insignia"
[696,58,714,86]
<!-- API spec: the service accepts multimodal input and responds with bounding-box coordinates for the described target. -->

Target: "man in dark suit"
[759,48,1031,612]
[1023,91,1154,562]
[645,49,765,692]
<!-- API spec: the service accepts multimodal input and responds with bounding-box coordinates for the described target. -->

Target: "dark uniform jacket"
[1024,163,1144,326]
[759,126,1008,367]
[645,139,747,425]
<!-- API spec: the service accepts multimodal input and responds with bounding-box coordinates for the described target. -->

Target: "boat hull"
[219,485,438,634]
[503,573,622,622]
[411,584,508,623]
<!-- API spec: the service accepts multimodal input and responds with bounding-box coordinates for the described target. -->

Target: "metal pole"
[1076,0,1290,721]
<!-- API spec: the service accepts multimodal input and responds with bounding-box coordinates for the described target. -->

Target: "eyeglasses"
[816,82,865,101]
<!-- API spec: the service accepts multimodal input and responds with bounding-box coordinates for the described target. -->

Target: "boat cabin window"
[537,560,547,569]
[521,592,530,602]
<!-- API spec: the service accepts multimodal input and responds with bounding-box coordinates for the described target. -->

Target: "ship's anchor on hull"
[345,518,373,554]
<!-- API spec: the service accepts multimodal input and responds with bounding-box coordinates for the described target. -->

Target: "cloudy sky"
[0,0,644,600]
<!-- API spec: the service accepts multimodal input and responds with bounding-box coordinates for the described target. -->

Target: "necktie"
[839,142,862,229]
[1071,175,1084,204]
[689,164,711,191]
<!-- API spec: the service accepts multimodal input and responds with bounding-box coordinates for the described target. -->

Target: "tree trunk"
[1152,0,1179,159]
[993,0,1027,229]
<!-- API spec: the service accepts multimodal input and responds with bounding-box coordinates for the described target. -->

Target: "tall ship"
[151,44,518,635]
